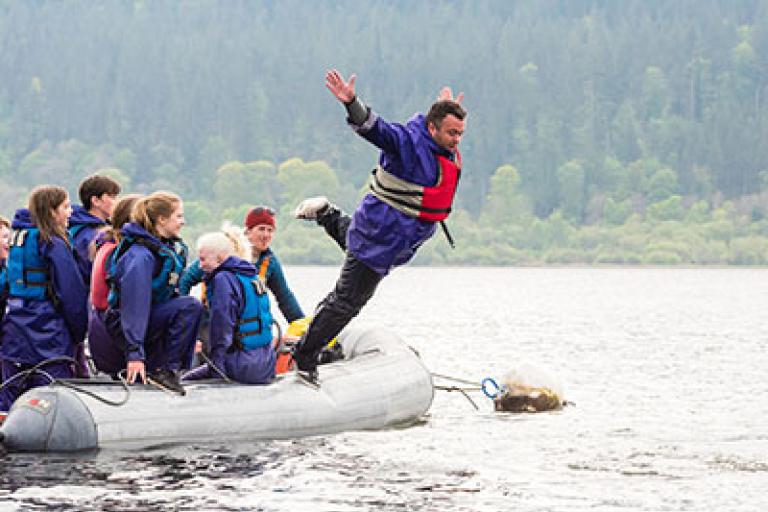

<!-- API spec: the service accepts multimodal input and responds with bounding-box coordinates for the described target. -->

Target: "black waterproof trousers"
[293,208,383,372]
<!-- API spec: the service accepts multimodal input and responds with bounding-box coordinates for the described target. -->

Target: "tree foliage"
[0,0,766,265]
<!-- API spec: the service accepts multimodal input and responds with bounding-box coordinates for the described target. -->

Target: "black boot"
[296,369,320,389]
[291,342,320,389]
[147,368,186,396]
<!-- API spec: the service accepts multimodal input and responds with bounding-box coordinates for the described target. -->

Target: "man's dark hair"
[79,174,121,210]
[425,100,467,129]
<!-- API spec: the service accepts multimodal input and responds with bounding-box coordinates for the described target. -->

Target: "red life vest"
[419,152,461,221]
[369,151,461,222]
[90,241,116,311]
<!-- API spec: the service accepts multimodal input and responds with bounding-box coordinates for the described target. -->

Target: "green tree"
[196,136,235,194]
[557,160,586,221]
[685,200,710,224]
[646,195,684,222]
[276,158,340,211]
[213,160,278,209]
[603,197,633,225]
[482,164,529,224]
[610,101,642,162]
[640,66,669,120]
[646,167,679,202]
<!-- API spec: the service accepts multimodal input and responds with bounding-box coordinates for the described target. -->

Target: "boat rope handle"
[55,373,131,407]
[0,355,77,392]
[0,356,132,407]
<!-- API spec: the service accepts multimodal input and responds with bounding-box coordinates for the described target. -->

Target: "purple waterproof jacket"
[0,209,88,365]
[112,222,184,362]
[68,204,107,285]
[347,111,458,275]
[205,256,275,384]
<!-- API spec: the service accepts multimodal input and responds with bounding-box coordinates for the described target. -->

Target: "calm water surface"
[1,267,766,511]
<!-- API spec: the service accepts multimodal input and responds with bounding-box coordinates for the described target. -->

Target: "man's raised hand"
[325,69,356,104]
[438,86,464,104]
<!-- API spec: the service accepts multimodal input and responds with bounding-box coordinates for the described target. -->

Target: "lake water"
[1,267,766,511]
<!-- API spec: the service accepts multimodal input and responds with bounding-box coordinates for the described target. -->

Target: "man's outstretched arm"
[325,69,463,158]
[325,69,368,125]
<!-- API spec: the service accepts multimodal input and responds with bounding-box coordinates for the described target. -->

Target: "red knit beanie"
[245,206,276,230]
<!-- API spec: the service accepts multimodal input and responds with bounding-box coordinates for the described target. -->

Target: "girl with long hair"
[104,191,202,394]
[0,186,88,413]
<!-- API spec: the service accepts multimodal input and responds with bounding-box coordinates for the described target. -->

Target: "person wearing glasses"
[292,69,467,386]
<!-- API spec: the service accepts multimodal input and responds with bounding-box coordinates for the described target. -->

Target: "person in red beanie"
[179,205,305,382]
[243,206,304,323]
[179,206,304,325]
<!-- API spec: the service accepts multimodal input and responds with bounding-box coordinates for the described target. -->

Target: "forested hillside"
[1,0,767,264]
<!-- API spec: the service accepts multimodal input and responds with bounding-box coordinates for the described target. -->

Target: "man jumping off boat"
[292,69,467,386]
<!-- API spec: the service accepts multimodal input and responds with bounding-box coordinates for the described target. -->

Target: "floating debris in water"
[493,386,563,413]
[493,362,565,413]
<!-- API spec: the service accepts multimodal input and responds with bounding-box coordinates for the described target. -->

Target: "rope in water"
[430,372,482,387]
[430,372,500,410]
[433,384,480,410]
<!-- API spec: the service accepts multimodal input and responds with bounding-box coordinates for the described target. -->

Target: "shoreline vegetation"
[3,157,767,267]
[272,199,768,267]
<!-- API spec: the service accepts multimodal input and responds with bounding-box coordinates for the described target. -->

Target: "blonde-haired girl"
[183,230,276,384]
[104,191,202,394]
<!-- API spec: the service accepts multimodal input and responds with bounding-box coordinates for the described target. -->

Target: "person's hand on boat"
[325,69,356,104]
[126,360,146,384]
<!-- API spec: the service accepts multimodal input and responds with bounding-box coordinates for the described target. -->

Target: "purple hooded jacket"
[111,222,187,362]
[0,209,88,364]
[347,111,458,275]
[205,256,275,384]
[68,204,108,285]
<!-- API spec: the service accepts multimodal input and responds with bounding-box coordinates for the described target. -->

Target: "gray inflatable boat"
[0,327,434,452]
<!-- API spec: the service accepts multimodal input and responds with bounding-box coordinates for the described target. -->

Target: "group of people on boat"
[0,69,467,415]
[0,178,305,407]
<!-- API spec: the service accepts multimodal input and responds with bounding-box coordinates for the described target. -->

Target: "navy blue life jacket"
[107,234,188,308]
[207,272,273,351]
[7,228,54,301]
